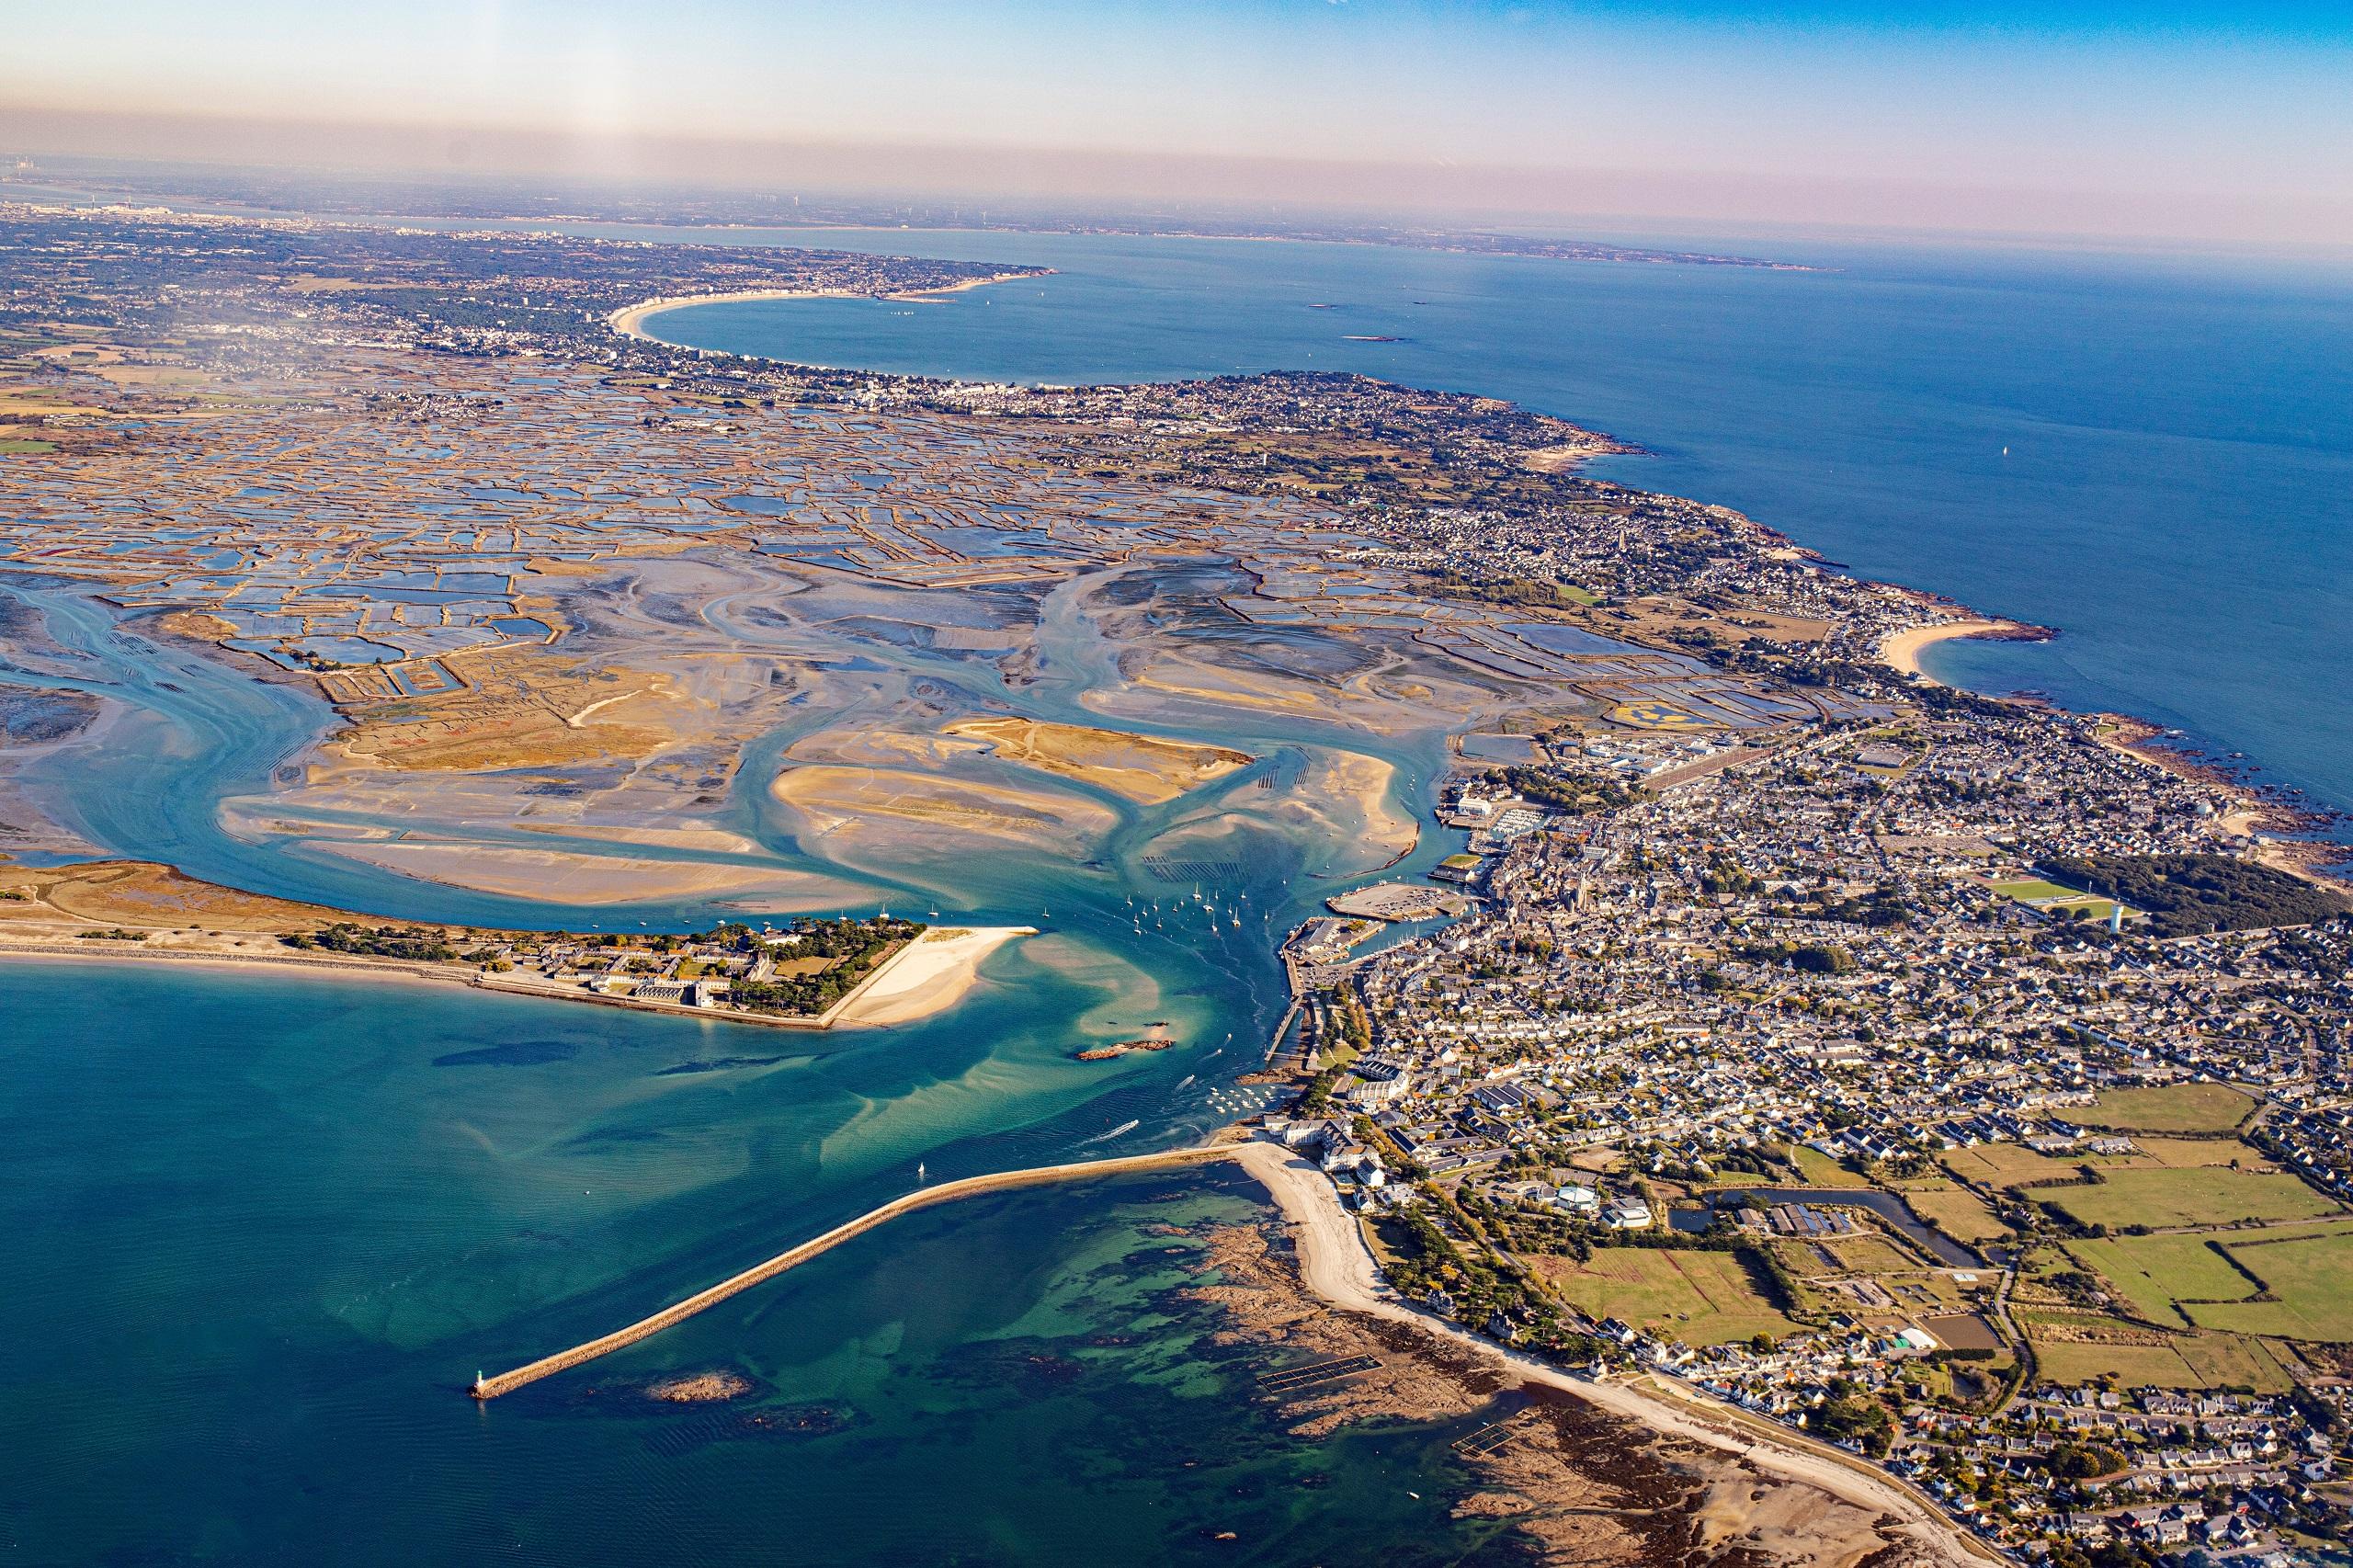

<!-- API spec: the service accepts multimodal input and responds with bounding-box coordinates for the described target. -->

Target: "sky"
[4,1,2349,244]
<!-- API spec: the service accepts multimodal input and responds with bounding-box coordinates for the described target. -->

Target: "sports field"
[1991,878,2079,901]
[2044,1166,2338,1231]
[1530,1247,1800,1346]
[2079,1082,2254,1134]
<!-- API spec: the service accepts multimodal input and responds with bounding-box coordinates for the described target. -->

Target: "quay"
[470,1142,1241,1400]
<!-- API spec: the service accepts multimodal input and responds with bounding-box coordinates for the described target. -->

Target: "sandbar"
[315,841,864,908]
[945,717,1252,805]
[772,765,1117,852]
[834,925,1034,1027]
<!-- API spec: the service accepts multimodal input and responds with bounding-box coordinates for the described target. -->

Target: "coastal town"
[1256,651,2350,1562]
[3,193,2349,1566]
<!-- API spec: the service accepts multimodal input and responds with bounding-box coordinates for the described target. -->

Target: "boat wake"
[1077,1119,1140,1147]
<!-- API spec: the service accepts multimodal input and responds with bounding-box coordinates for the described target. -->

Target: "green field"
[2080,1083,2255,1134]
[1791,1146,1871,1188]
[2191,1229,2353,1341]
[2132,1136,2260,1169]
[1531,1247,1800,1346]
[2045,1166,2339,1231]
[1812,1233,1921,1275]
[1992,878,2082,902]
[1900,1184,2010,1244]
[2068,1234,2258,1325]
[0,437,56,455]
[2020,1312,2295,1391]
[1942,1143,2085,1190]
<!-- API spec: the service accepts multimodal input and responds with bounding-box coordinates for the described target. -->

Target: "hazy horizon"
[6,1,2349,248]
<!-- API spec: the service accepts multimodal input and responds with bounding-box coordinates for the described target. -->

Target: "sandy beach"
[608,273,1030,340]
[1228,1141,1993,1567]
[1876,619,2025,683]
[835,924,1035,1027]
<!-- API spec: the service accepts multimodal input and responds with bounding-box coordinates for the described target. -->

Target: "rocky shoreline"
[1185,1212,1946,1568]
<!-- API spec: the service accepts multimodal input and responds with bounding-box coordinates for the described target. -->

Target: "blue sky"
[6,2,2347,244]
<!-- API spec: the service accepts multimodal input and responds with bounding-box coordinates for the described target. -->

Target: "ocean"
[0,964,1508,1564]
[7,219,2347,1559]
[630,225,2353,830]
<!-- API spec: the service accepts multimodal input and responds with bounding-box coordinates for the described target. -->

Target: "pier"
[470,1142,1241,1400]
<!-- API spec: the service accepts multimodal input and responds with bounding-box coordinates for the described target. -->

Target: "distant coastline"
[608,272,1040,340]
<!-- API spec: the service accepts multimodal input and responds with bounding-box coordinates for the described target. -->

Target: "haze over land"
[7,0,2351,247]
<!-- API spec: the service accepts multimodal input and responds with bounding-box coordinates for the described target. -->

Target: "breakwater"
[470,1142,1243,1399]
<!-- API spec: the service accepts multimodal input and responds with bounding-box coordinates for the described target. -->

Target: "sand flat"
[835,925,1034,1026]
[315,841,864,908]
[945,717,1252,805]
[772,765,1118,851]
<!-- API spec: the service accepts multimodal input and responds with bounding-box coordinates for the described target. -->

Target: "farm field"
[2068,1233,2259,1326]
[2020,1310,2296,1392]
[2042,1166,2339,1231]
[1529,1247,1800,1346]
[1901,1183,2010,1244]
[1808,1233,1920,1276]
[1942,1143,2084,1190]
[2131,1136,2263,1169]
[2190,1229,2353,1342]
[2079,1082,2255,1134]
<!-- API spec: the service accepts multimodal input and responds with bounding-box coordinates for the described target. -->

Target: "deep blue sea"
[631,225,2353,827]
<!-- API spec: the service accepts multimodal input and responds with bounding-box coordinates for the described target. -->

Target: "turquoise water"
[632,226,2353,824]
[0,963,1519,1564]
[1,540,1494,1553]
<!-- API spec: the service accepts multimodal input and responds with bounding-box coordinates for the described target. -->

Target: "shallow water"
[633,225,2353,823]
[0,960,1523,1562]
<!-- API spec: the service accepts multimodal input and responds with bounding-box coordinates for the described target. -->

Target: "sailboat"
[917,1162,927,1184]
